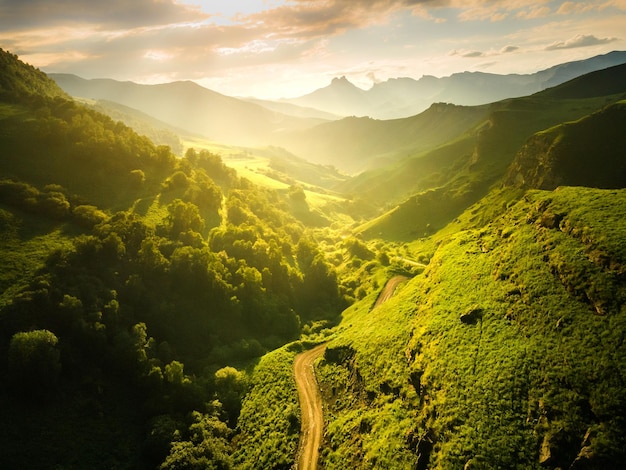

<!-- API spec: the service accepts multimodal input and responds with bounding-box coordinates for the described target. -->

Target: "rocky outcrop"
[504,102,626,190]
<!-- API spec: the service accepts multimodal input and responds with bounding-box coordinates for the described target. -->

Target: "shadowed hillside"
[505,101,626,189]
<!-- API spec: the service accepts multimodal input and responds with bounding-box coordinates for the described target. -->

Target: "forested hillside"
[0,49,349,469]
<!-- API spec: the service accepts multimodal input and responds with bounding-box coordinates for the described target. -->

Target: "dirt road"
[373,275,408,308]
[294,343,326,470]
[293,277,408,468]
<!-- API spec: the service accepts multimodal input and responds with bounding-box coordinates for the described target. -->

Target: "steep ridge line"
[294,343,326,470]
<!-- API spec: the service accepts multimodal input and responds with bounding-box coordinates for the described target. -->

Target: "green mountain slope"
[318,186,626,469]
[277,102,490,173]
[0,48,68,101]
[505,101,626,189]
[84,98,185,154]
[536,62,626,100]
[356,65,626,240]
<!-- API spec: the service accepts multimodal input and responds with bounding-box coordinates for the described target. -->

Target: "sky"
[1,0,625,99]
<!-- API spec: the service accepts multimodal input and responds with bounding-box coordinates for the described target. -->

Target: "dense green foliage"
[0,48,67,101]
[0,50,347,469]
[234,344,301,469]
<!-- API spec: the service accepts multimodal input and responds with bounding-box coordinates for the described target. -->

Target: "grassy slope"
[317,186,626,468]
[0,209,75,307]
[504,100,626,190]
[277,103,490,173]
[356,91,626,241]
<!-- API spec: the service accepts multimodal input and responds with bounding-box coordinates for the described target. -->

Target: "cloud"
[367,72,383,85]
[448,49,484,58]
[516,6,551,19]
[452,0,554,22]
[500,45,519,53]
[0,0,207,31]
[462,50,484,58]
[545,34,619,50]
[239,0,409,40]
[448,44,521,60]
[556,1,619,15]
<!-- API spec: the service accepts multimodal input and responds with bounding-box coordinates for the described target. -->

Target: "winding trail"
[294,276,411,468]
[294,343,326,470]
[374,275,409,308]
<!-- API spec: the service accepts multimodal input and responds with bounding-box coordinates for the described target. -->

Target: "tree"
[7,329,61,398]
[288,184,306,202]
[165,199,204,238]
[160,412,233,470]
[214,367,247,425]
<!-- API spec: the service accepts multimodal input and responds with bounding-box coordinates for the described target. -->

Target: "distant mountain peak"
[330,76,358,88]
[285,50,626,119]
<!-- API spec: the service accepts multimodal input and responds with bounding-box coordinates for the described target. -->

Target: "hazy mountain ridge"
[49,73,326,146]
[282,50,626,119]
[242,96,342,121]
[276,102,491,173]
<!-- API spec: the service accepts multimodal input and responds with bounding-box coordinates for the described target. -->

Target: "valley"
[1,47,626,469]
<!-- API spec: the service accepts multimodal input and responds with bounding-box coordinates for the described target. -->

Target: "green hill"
[505,100,626,189]
[0,48,67,101]
[356,66,626,240]
[317,186,626,468]
[536,62,626,100]
[276,102,490,173]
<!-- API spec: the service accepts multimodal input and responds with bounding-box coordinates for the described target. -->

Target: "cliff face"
[504,132,563,189]
[504,102,626,190]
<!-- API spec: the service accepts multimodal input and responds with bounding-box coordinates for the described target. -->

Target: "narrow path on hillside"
[294,276,410,469]
[374,275,409,308]
[294,343,326,470]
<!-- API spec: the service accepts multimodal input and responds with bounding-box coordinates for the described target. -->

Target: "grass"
[0,208,75,307]
[182,136,356,227]
[314,186,626,468]
[233,342,304,469]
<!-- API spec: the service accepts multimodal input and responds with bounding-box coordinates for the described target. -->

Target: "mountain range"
[48,74,325,146]
[49,51,626,175]
[281,50,626,119]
